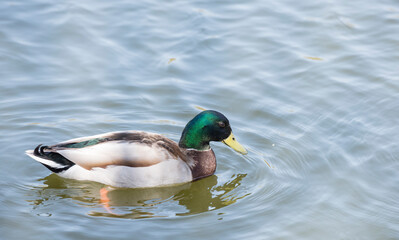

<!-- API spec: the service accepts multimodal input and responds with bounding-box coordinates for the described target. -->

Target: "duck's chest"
[185,149,216,180]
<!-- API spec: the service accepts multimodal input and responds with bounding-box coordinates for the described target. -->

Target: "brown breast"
[184,149,217,180]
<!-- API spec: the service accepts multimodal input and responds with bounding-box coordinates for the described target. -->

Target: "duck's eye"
[218,121,226,128]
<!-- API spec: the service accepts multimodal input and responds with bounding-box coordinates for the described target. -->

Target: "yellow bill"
[222,133,248,155]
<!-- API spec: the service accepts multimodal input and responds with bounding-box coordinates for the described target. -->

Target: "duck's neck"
[178,123,210,151]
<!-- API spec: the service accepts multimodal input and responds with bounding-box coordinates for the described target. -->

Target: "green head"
[179,110,247,154]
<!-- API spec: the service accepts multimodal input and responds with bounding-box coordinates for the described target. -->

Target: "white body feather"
[56,141,173,169]
[59,160,193,188]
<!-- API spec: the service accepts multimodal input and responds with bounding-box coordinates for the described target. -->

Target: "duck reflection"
[28,173,248,219]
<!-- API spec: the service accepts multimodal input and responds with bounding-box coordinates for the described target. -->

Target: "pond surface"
[1,0,399,239]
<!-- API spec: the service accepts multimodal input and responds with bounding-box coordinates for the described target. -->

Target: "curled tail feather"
[27,144,75,173]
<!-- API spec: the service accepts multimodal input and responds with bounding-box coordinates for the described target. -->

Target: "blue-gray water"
[1,0,399,239]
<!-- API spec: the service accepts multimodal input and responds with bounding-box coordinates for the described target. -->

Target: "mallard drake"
[26,110,247,188]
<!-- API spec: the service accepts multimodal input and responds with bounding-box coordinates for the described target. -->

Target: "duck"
[26,110,247,188]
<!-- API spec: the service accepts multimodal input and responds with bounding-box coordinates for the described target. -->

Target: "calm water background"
[1,0,398,239]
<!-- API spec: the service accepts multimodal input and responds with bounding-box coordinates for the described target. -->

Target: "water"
[1,0,398,239]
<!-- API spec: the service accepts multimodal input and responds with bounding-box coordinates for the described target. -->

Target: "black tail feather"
[34,144,47,156]
[33,144,75,173]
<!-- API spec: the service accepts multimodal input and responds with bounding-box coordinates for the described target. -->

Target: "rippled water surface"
[1,0,399,239]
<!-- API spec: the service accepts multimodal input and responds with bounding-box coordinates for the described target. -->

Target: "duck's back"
[44,131,186,169]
